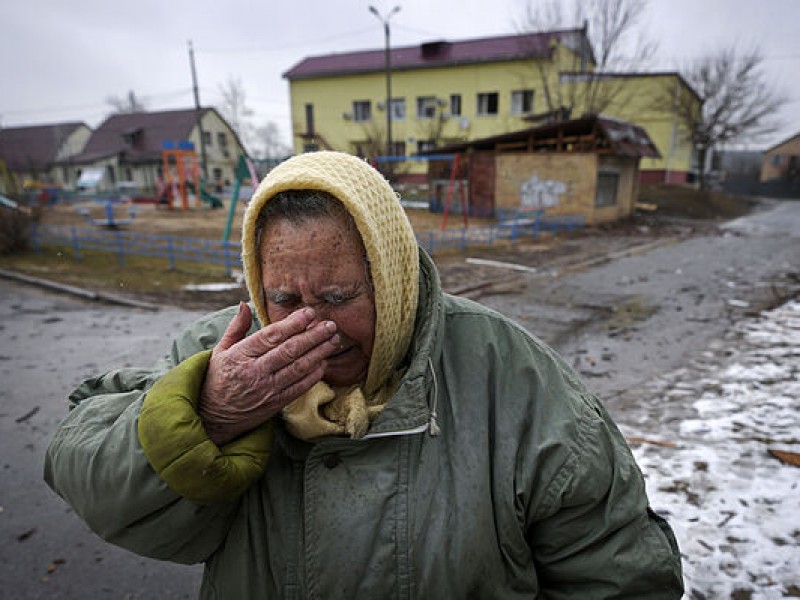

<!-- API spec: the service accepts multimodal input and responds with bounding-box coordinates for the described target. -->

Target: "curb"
[0,268,161,311]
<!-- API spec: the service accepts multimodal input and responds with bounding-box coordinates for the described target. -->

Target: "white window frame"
[450,94,462,116]
[416,96,437,119]
[477,92,499,116]
[511,90,534,115]
[353,100,371,123]
[389,98,406,122]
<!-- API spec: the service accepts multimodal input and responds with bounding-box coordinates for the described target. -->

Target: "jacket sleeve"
[43,306,262,564]
[524,392,684,599]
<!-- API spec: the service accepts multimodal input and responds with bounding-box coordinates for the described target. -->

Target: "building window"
[417,140,436,154]
[416,96,437,119]
[305,103,315,135]
[511,90,534,115]
[390,98,406,121]
[450,94,462,116]
[477,92,499,116]
[217,132,228,148]
[771,154,782,166]
[203,132,212,147]
[353,100,371,122]
[389,141,406,157]
[595,171,620,207]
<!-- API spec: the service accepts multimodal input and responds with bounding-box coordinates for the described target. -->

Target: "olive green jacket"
[45,252,683,598]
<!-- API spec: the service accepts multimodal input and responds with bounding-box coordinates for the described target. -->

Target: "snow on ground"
[622,300,800,599]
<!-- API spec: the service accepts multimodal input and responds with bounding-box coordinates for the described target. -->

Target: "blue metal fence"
[30,225,243,275]
[30,215,585,273]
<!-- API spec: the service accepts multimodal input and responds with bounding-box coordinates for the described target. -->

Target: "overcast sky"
[2,0,798,149]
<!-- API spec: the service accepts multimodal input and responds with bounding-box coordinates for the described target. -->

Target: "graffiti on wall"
[520,173,568,209]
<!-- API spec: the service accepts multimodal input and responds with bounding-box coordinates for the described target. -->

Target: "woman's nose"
[295,301,331,323]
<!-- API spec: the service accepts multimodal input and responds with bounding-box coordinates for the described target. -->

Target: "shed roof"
[68,108,216,164]
[284,29,591,80]
[0,122,87,172]
[426,115,661,158]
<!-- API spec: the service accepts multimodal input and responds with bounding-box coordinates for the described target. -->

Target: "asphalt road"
[480,200,800,406]
[1,199,798,599]
[0,290,205,599]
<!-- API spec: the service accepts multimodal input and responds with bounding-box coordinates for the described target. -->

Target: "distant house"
[0,122,91,192]
[760,131,800,182]
[425,115,659,225]
[59,108,247,193]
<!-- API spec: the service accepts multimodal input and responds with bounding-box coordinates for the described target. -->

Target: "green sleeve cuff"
[138,349,273,505]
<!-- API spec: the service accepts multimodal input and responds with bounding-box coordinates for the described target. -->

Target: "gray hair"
[255,189,359,245]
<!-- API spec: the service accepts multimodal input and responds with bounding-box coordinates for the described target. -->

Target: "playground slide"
[200,186,223,208]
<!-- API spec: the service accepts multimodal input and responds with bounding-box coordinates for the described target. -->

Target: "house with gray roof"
[0,122,91,193]
[59,107,246,193]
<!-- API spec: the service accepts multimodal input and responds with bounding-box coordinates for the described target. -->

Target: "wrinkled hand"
[199,303,340,446]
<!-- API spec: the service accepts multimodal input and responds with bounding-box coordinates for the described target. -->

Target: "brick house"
[425,115,659,225]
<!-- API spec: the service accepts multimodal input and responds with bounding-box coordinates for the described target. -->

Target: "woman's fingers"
[215,302,253,351]
[238,308,321,356]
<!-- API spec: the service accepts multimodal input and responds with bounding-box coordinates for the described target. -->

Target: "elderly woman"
[45,152,683,598]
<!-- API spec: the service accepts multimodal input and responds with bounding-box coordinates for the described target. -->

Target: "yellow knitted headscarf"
[241,151,419,439]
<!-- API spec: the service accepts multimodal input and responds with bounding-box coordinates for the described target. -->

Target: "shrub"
[0,204,40,254]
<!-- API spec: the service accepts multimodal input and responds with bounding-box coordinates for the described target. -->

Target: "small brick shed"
[426,115,660,225]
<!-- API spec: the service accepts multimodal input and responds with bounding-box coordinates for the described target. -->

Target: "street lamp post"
[369,5,400,163]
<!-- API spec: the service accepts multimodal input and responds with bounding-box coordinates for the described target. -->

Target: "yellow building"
[284,30,700,184]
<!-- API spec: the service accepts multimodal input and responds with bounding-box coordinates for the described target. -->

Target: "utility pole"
[188,40,209,179]
[369,5,400,163]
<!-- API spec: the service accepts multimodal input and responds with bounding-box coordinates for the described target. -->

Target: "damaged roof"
[427,115,661,158]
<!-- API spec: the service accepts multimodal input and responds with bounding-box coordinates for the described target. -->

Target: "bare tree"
[106,90,147,114]
[252,121,291,159]
[672,46,785,189]
[217,77,254,153]
[515,0,656,120]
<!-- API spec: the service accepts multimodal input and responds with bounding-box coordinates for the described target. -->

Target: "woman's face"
[259,217,376,387]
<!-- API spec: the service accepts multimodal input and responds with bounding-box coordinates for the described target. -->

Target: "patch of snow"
[182,282,242,292]
[626,300,800,599]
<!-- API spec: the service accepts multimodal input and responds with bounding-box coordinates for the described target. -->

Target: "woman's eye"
[323,293,347,306]
[268,292,299,307]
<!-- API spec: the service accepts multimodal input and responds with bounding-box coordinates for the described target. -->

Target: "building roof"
[0,122,87,172]
[763,130,800,154]
[67,107,218,165]
[426,115,661,158]
[284,29,591,80]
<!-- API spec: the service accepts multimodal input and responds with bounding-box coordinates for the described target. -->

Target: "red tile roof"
[71,108,213,164]
[284,29,587,80]
[0,122,87,171]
